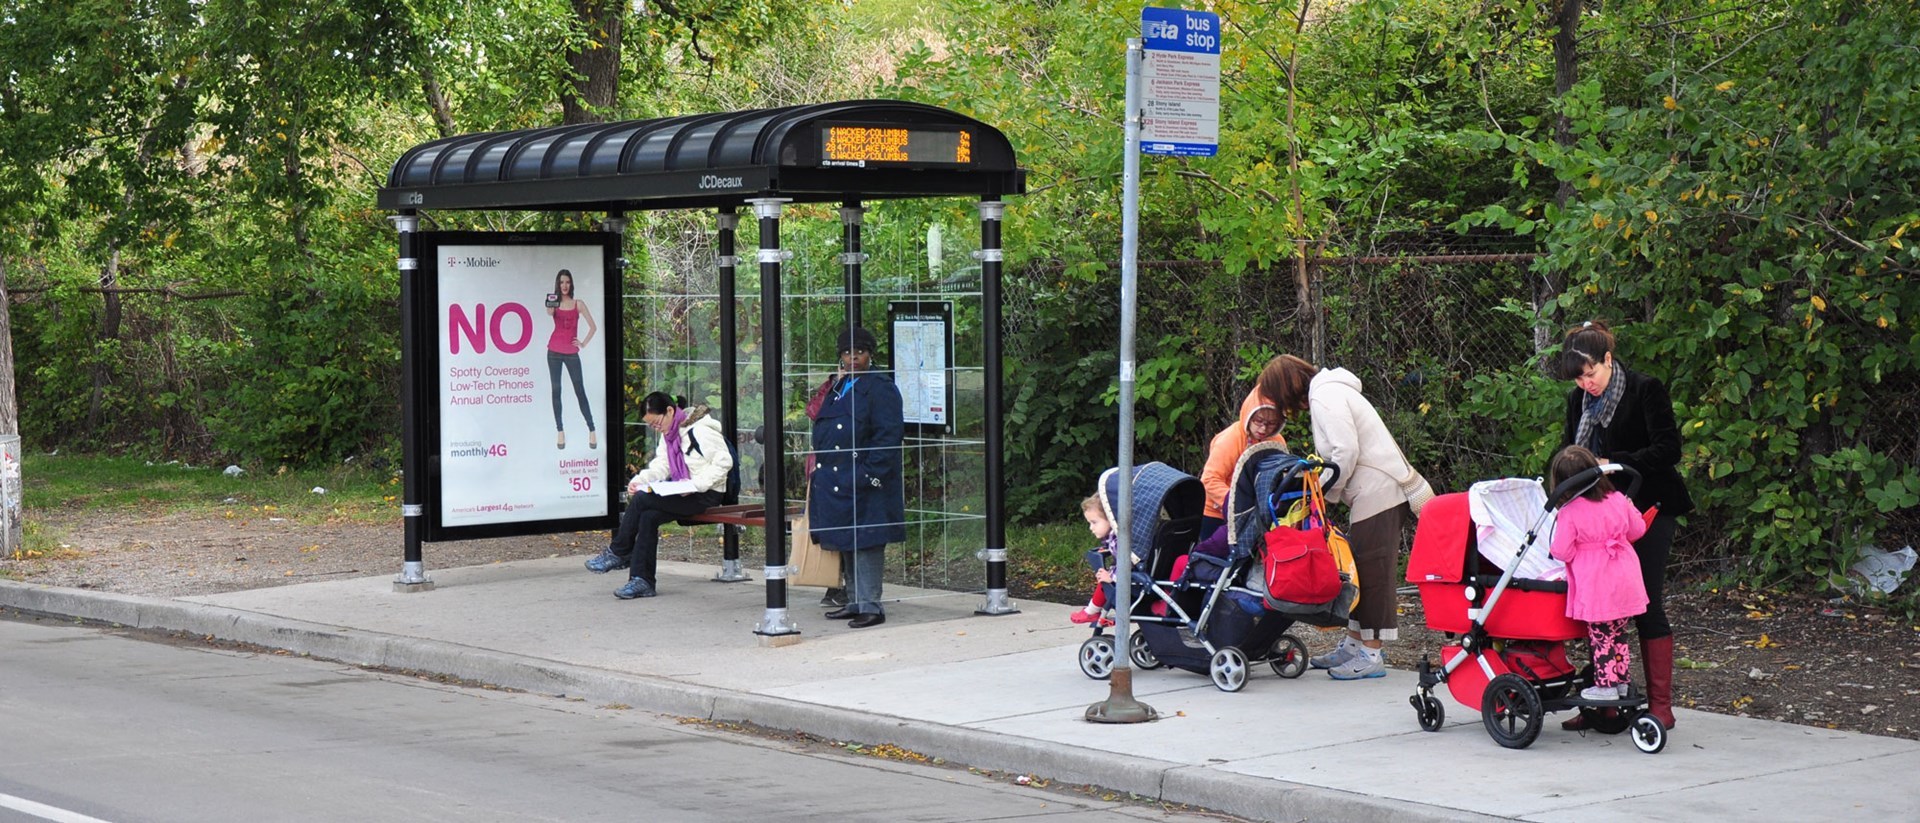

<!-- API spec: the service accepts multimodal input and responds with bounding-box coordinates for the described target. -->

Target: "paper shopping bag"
[789,509,842,588]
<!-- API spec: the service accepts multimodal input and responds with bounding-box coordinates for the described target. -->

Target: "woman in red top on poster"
[546,269,598,450]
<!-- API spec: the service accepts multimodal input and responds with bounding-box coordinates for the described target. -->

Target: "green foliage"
[1505,2,1920,585]
[1001,270,1120,521]
[0,0,837,468]
[1100,336,1210,443]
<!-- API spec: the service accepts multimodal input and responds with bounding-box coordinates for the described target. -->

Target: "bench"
[678,502,804,529]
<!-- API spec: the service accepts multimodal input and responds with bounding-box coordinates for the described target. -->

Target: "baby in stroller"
[1067,493,1143,626]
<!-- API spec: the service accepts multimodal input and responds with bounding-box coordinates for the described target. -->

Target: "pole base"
[1085,669,1159,723]
[975,588,1019,615]
[1085,697,1160,723]
[392,561,433,593]
[753,607,801,640]
[711,558,752,583]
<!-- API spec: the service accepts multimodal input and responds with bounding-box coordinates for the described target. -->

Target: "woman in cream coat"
[1258,354,1430,680]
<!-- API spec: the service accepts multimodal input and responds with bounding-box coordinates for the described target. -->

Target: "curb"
[1,580,1499,823]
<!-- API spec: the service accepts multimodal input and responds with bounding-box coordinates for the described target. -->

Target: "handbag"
[1262,525,1343,605]
[789,493,842,588]
[1304,469,1361,610]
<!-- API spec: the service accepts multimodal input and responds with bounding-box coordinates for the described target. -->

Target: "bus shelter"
[376,100,1026,638]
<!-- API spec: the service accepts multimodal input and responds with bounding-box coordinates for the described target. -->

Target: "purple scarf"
[661,408,691,482]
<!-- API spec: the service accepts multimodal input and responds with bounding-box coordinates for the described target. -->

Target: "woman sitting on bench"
[584,391,732,599]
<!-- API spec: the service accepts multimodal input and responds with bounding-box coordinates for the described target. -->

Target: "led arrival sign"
[819,124,974,167]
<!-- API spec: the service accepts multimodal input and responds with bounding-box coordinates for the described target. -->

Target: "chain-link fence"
[1309,250,1545,494]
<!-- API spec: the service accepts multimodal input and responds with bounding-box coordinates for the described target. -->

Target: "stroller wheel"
[1128,631,1162,670]
[1078,635,1116,680]
[1412,691,1446,732]
[1481,673,1544,749]
[1269,634,1309,679]
[1630,713,1668,754]
[1209,647,1249,692]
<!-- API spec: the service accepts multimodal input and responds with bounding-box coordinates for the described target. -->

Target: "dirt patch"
[7,511,1918,741]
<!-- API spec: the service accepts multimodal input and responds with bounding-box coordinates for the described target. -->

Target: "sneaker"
[1327,649,1386,680]
[614,577,656,599]
[585,548,629,574]
[1580,684,1620,701]
[1310,637,1360,670]
[819,588,848,608]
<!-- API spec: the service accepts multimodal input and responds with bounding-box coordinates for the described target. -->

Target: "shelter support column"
[390,212,433,593]
[713,208,751,583]
[840,202,866,330]
[976,198,1016,615]
[750,198,801,640]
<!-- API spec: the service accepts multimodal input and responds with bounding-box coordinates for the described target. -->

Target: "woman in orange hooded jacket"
[1199,392,1287,535]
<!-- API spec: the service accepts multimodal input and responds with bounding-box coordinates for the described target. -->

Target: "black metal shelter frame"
[378,100,1025,636]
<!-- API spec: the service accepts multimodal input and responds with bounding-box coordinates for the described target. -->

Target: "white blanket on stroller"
[1468,478,1566,581]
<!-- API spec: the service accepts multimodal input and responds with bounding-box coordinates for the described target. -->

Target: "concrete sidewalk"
[3,557,1912,822]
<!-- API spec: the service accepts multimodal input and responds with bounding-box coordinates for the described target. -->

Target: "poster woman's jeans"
[547,350,595,433]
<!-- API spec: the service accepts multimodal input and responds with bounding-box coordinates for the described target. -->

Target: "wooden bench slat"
[678,502,803,527]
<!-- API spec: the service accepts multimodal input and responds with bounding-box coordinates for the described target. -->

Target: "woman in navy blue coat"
[809,326,906,629]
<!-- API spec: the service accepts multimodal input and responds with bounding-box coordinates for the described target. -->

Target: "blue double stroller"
[1075,452,1327,692]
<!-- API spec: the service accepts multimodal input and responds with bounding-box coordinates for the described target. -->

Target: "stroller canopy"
[1226,442,1308,557]
[1099,462,1204,556]
[1405,491,1473,584]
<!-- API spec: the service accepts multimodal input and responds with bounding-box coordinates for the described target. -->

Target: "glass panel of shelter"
[623,201,989,600]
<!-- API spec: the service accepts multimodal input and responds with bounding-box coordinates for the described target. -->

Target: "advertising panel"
[424,235,620,532]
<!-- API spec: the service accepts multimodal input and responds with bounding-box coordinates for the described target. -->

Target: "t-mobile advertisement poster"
[436,242,610,527]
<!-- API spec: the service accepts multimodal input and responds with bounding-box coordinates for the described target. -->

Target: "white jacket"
[632,406,732,494]
[1308,368,1417,523]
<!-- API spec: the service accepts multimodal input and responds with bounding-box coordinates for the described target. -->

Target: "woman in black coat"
[1554,319,1693,730]
[808,326,905,629]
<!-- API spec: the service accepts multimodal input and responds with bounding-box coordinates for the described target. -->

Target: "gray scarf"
[1574,360,1627,454]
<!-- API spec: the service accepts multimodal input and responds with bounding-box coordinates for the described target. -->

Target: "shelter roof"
[378,99,1024,213]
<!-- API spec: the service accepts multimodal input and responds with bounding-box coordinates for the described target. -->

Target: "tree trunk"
[1537,0,1584,353]
[0,257,22,555]
[1551,0,1582,210]
[423,65,457,138]
[1286,1,1317,361]
[85,249,125,433]
[561,0,623,125]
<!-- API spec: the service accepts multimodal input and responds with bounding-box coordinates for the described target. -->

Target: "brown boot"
[1642,635,1676,728]
[1560,712,1590,731]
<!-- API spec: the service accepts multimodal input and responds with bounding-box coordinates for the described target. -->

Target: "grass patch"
[1007,520,1100,606]
[23,453,399,524]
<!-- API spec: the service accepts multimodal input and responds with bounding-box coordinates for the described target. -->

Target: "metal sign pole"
[1088,34,1156,724]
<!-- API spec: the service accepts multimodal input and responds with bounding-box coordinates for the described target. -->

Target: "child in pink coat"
[1548,446,1649,701]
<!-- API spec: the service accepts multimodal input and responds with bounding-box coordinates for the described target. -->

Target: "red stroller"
[1405,464,1668,753]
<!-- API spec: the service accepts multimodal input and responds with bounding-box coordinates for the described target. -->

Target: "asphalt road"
[0,612,1237,823]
